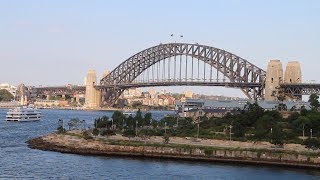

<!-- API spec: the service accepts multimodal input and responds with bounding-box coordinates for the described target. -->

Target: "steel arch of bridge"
[100,43,266,106]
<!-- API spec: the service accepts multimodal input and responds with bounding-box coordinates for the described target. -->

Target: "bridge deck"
[280,83,320,96]
[96,81,262,89]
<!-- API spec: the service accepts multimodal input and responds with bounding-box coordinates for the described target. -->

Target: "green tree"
[253,114,272,141]
[92,128,99,136]
[270,124,285,146]
[292,116,310,136]
[0,89,14,101]
[300,106,308,116]
[94,116,109,128]
[232,119,246,138]
[134,109,143,127]
[143,112,152,126]
[125,116,135,130]
[151,119,158,129]
[112,111,126,129]
[276,90,287,111]
[309,94,320,110]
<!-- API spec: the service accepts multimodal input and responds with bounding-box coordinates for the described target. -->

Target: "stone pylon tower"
[284,61,302,83]
[85,70,101,109]
[265,60,283,101]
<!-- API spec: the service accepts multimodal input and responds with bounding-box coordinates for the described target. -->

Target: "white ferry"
[6,106,42,122]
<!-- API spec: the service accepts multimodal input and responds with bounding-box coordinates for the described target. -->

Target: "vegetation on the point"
[0,89,14,101]
[62,94,320,149]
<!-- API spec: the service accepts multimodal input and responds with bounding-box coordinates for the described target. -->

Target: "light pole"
[82,120,86,130]
[176,117,179,127]
[302,124,305,139]
[122,119,125,131]
[229,125,233,141]
[165,122,167,136]
[135,120,138,136]
[111,118,113,130]
[270,127,273,143]
[197,117,200,140]
[310,129,313,138]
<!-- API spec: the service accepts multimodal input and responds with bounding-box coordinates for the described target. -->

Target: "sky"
[0,0,320,97]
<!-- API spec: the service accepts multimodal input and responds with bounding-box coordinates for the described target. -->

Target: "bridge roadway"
[34,82,261,95]
[280,83,320,96]
[34,82,320,97]
[35,85,86,95]
[95,81,262,89]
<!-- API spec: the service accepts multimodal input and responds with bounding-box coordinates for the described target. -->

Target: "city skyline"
[1,0,320,97]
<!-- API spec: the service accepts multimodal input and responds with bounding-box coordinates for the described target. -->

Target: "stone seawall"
[27,133,320,169]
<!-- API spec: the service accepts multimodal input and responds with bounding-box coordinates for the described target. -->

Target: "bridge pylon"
[265,60,283,101]
[283,61,302,100]
[265,60,303,101]
[284,61,301,84]
[84,70,101,109]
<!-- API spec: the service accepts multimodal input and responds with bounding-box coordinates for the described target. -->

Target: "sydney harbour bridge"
[30,42,320,108]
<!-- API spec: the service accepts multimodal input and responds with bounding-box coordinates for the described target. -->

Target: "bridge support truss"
[99,43,266,107]
[281,83,320,99]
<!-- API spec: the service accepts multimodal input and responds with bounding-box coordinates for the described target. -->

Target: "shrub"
[92,128,99,136]
[57,126,66,134]
[100,129,116,136]
[163,134,170,144]
[303,138,320,150]
[82,131,93,140]
[123,129,136,137]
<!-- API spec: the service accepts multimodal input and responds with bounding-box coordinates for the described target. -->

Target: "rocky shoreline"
[27,133,320,170]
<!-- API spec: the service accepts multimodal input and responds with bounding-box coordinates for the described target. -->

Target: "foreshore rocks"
[27,133,320,169]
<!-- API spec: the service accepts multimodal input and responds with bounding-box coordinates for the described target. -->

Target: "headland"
[27,131,320,170]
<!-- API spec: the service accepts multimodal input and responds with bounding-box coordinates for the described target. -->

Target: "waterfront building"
[159,89,167,95]
[184,91,193,98]
[186,108,231,120]
[122,88,142,98]
[34,99,69,107]
[148,88,157,98]
[176,99,311,114]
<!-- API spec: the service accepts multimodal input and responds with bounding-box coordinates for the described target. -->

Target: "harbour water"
[0,109,319,179]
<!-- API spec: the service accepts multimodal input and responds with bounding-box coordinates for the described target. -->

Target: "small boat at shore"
[6,105,42,122]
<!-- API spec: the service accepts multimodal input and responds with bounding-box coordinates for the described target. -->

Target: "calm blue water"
[0,109,319,179]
